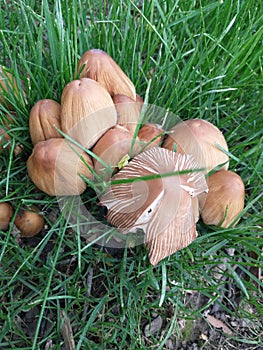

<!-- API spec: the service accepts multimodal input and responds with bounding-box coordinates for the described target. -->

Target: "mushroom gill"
[99,147,208,265]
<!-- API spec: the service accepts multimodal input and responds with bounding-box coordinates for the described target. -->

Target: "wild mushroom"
[15,205,45,237]
[100,147,208,265]
[0,202,13,230]
[113,94,143,135]
[138,123,164,150]
[92,125,141,180]
[200,170,245,228]
[77,49,136,100]
[29,99,62,145]
[163,119,229,174]
[27,138,94,196]
[60,78,117,149]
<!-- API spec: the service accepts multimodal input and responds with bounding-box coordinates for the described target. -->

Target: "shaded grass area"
[0,0,263,349]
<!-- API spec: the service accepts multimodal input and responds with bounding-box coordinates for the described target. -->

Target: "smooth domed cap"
[163,119,229,174]
[61,78,117,149]
[77,49,136,100]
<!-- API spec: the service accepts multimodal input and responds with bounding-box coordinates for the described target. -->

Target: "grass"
[0,0,263,349]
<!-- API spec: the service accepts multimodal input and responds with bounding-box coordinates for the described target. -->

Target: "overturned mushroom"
[100,147,208,265]
[77,49,136,100]
[27,138,94,196]
[29,99,62,145]
[163,119,229,174]
[61,78,117,149]
[201,170,245,228]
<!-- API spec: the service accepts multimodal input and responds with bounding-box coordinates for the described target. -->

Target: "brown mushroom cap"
[77,49,136,100]
[27,138,94,196]
[113,94,143,135]
[201,170,245,228]
[14,205,45,237]
[61,78,117,149]
[0,202,13,230]
[29,99,62,145]
[92,125,141,180]
[138,123,164,150]
[100,147,208,265]
[162,119,229,174]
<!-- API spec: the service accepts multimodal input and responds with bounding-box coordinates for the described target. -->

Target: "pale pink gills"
[163,119,229,174]
[60,78,117,149]
[29,99,62,145]
[100,147,208,265]
[113,94,143,135]
[201,170,245,228]
[77,49,136,100]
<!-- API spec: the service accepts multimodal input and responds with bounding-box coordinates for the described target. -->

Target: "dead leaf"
[144,315,163,337]
[206,314,232,335]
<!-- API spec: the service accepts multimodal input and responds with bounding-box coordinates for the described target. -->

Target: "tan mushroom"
[60,78,117,149]
[201,170,245,228]
[163,119,229,174]
[138,123,164,150]
[29,99,62,145]
[15,205,45,237]
[92,125,141,180]
[113,94,143,135]
[0,202,13,230]
[77,49,136,100]
[100,147,208,265]
[27,138,94,196]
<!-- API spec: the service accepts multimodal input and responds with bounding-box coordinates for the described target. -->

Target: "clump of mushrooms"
[17,48,245,264]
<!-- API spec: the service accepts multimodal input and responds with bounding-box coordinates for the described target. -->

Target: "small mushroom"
[100,147,208,265]
[0,202,13,230]
[77,49,136,100]
[15,205,45,237]
[27,138,94,196]
[29,99,62,145]
[138,123,164,150]
[162,119,229,174]
[201,170,245,228]
[60,78,117,149]
[113,94,143,135]
[92,125,141,180]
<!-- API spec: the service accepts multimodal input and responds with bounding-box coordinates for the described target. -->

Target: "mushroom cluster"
[0,50,245,264]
